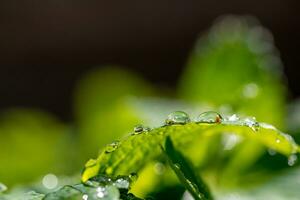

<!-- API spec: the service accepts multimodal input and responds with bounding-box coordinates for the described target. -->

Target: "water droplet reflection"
[105,141,120,153]
[243,117,259,131]
[196,111,222,124]
[165,111,190,125]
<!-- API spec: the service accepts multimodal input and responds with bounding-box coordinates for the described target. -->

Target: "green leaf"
[73,67,154,159]
[216,166,300,200]
[0,108,70,186]
[179,16,286,128]
[163,136,213,200]
[81,113,299,184]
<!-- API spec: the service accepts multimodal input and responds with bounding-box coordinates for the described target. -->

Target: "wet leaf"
[82,113,299,183]
[163,136,213,200]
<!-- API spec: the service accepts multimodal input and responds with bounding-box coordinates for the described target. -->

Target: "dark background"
[0,0,299,121]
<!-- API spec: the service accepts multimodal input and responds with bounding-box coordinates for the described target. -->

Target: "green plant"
[1,16,300,200]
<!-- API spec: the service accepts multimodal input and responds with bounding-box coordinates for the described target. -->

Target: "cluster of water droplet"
[222,114,260,131]
[103,110,298,173]
[78,173,138,200]
[163,111,223,126]
[132,124,151,135]
[162,111,259,132]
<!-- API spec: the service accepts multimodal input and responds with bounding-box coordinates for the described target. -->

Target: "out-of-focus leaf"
[1,173,143,200]
[163,136,213,200]
[287,99,300,134]
[179,16,286,128]
[73,67,154,159]
[81,114,299,185]
[0,191,45,200]
[126,97,209,127]
[43,186,82,200]
[216,166,300,200]
[0,109,70,186]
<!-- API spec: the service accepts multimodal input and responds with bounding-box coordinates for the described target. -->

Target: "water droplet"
[243,117,259,131]
[0,182,7,193]
[143,127,151,132]
[113,178,130,189]
[105,141,120,153]
[268,149,277,156]
[288,154,298,166]
[174,163,181,170]
[260,123,276,130]
[133,124,144,133]
[129,172,138,182]
[42,173,58,190]
[85,180,100,187]
[82,185,120,200]
[96,186,107,198]
[228,114,239,122]
[154,162,165,175]
[82,194,88,200]
[133,124,151,135]
[165,111,190,125]
[196,111,222,124]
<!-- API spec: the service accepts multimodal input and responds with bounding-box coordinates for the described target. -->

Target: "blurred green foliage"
[0,109,71,185]
[179,16,286,128]
[73,67,155,159]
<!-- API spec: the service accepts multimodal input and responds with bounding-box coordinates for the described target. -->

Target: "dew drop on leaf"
[105,141,120,153]
[133,124,151,135]
[243,117,259,131]
[196,111,222,124]
[174,163,181,170]
[129,172,138,182]
[96,186,106,198]
[82,194,88,200]
[165,111,190,125]
[268,149,277,156]
[227,114,239,122]
[113,177,130,189]
[133,124,144,133]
